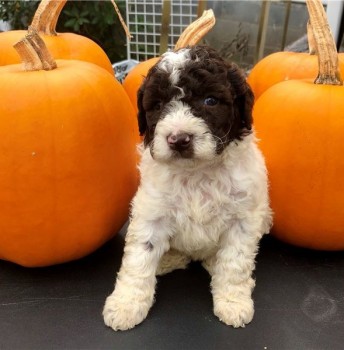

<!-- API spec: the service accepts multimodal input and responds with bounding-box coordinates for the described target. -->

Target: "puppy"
[103,45,272,331]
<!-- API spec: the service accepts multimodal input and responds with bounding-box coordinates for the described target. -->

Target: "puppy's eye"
[204,97,218,106]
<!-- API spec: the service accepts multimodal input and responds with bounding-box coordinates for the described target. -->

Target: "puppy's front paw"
[103,293,152,331]
[213,296,254,328]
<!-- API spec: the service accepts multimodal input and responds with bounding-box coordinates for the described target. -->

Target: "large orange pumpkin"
[0,32,139,267]
[122,9,216,112]
[0,0,114,74]
[253,0,344,250]
[248,24,344,99]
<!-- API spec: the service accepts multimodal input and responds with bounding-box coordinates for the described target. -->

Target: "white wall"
[326,0,344,42]
[294,0,344,42]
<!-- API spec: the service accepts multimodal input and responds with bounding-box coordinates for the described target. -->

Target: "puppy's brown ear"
[227,63,254,134]
[137,83,147,136]
[235,84,254,133]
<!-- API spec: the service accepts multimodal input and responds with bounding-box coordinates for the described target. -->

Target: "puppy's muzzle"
[167,133,193,152]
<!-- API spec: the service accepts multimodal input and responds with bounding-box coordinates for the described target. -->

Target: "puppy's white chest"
[174,183,224,224]
[168,172,235,257]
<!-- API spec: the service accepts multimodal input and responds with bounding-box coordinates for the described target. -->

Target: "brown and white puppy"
[103,45,272,331]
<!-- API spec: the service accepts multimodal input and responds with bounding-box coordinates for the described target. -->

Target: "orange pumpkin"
[0,32,139,267]
[254,79,344,250]
[248,52,316,99]
[0,0,114,74]
[122,57,160,113]
[122,9,216,112]
[253,0,344,250]
[248,23,344,99]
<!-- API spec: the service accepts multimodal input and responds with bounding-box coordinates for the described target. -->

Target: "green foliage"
[0,0,127,63]
[0,0,38,28]
[58,1,127,62]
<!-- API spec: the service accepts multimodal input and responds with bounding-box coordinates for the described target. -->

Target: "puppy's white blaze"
[152,100,215,161]
[175,86,185,100]
[158,48,191,86]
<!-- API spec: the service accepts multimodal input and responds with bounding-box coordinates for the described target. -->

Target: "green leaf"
[80,10,89,17]
[79,18,90,25]
[71,6,79,17]
[64,18,77,28]
[63,9,72,17]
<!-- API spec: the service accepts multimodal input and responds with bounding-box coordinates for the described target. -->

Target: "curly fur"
[103,45,272,331]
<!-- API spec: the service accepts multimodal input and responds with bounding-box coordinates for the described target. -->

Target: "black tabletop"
[1,224,344,350]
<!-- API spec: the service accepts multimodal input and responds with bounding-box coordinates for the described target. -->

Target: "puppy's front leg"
[211,220,262,328]
[103,220,169,331]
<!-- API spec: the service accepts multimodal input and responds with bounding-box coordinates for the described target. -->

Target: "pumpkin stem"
[110,0,132,40]
[306,0,343,85]
[174,9,216,50]
[307,21,316,55]
[30,0,67,36]
[13,31,57,72]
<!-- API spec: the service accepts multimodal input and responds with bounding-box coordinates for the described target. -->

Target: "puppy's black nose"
[167,133,193,151]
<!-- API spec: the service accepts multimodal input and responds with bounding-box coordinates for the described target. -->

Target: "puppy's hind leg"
[156,249,191,276]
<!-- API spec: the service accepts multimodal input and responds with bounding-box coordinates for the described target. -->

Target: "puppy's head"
[137,45,254,163]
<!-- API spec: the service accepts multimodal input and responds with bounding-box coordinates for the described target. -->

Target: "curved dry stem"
[110,0,132,40]
[306,0,342,85]
[30,0,67,36]
[174,9,216,50]
[307,21,316,55]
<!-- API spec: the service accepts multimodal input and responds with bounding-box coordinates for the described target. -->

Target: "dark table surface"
[1,224,344,350]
